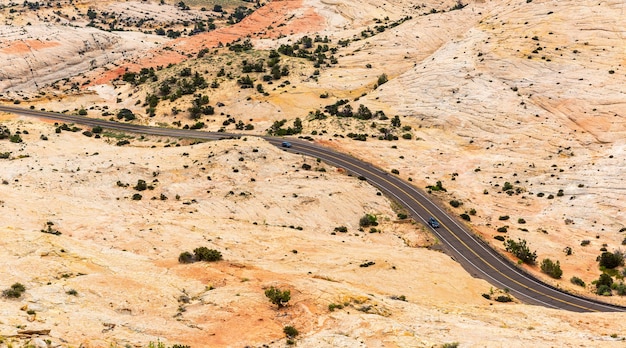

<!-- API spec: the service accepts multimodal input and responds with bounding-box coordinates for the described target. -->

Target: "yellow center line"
[298,143,597,312]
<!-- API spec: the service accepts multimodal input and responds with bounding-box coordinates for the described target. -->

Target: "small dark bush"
[359,214,378,227]
[497,226,508,233]
[2,283,26,298]
[570,276,585,287]
[494,235,505,241]
[499,215,510,221]
[178,251,194,264]
[450,200,461,208]
[460,213,471,221]
[504,238,537,264]
[283,325,299,338]
[581,240,590,246]
[597,250,624,269]
[134,179,147,191]
[495,295,512,303]
[540,258,563,279]
[132,193,142,200]
[265,286,291,308]
[193,247,223,262]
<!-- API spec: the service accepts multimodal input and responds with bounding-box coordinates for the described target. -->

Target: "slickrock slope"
[0,118,625,347]
[1,0,626,345]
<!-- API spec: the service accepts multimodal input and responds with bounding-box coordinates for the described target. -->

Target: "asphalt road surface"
[2,105,625,313]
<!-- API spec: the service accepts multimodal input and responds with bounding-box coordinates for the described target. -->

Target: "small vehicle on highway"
[281,141,292,148]
[428,217,440,228]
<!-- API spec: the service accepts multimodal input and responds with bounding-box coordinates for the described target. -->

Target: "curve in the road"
[2,105,625,313]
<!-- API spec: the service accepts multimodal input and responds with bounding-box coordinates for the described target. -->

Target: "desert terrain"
[1,0,626,346]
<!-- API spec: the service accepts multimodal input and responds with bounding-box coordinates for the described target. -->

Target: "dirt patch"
[0,39,61,54]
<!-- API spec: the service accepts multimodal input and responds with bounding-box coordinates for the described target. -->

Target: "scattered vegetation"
[504,238,537,265]
[540,258,563,279]
[265,286,291,308]
[2,283,26,299]
[178,247,222,263]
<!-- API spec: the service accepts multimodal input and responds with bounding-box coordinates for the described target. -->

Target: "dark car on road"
[428,217,440,228]
[281,141,292,148]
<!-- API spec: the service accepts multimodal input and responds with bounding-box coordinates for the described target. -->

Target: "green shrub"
[9,134,22,143]
[2,283,26,298]
[449,200,461,208]
[499,215,510,221]
[598,250,624,269]
[581,240,590,246]
[460,213,471,221]
[117,108,136,121]
[494,235,505,241]
[517,218,526,224]
[132,193,142,200]
[283,325,299,338]
[497,226,508,233]
[359,214,378,227]
[193,247,222,262]
[334,226,347,233]
[391,169,400,175]
[595,273,613,295]
[134,179,147,191]
[495,295,512,302]
[426,181,446,192]
[265,286,291,308]
[178,251,194,264]
[570,276,585,287]
[504,238,537,264]
[540,258,563,279]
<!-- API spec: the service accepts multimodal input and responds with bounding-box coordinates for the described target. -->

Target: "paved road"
[2,105,625,313]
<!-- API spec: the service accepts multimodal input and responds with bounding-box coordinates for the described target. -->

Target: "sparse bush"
[504,238,537,264]
[540,258,563,279]
[265,286,291,308]
[283,326,299,338]
[426,181,446,192]
[375,73,388,88]
[178,251,194,264]
[117,108,136,121]
[359,214,378,227]
[2,283,26,298]
[570,276,585,287]
[9,134,22,143]
[595,273,613,295]
[134,179,147,191]
[597,250,624,269]
[193,247,222,262]
[495,295,512,303]
[328,303,344,311]
[334,226,348,233]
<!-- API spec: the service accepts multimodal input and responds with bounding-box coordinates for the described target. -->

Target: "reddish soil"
[88,0,325,86]
[0,39,61,54]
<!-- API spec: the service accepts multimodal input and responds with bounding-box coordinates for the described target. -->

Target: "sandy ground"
[1,0,626,346]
